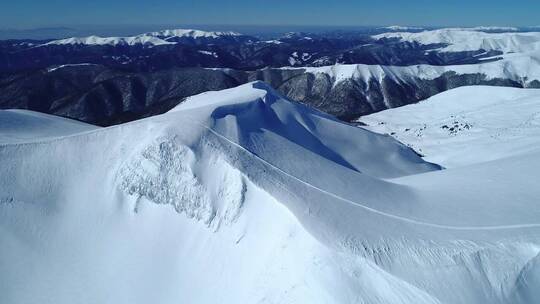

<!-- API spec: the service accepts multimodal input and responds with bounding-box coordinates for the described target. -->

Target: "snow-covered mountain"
[1,82,539,304]
[2,51,540,126]
[360,86,540,167]
[7,27,538,76]
[379,26,520,33]
[453,26,520,32]
[381,25,424,31]
[295,52,540,86]
[151,28,242,39]
[373,29,540,53]
[272,52,540,118]
[43,34,174,46]
[43,28,250,46]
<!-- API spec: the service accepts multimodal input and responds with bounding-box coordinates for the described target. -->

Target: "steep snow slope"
[1,82,540,304]
[373,29,540,53]
[360,86,540,167]
[172,82,440,179]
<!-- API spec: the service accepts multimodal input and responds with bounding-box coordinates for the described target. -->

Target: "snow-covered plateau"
[373,29,540,53]
[1,82,539,304]
[360,86,540,168]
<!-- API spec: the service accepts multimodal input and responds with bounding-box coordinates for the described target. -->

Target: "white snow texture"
[1,81,540,304]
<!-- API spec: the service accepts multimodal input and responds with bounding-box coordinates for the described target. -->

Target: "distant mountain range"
[1,27,540,125]
[0,27,520,73]
[43,29,252,46]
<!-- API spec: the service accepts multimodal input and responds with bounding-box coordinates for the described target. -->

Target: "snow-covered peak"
[172,81,440,179]
[151,28,242,38]
[43,28,247,46]
[373,29,540,53]
[171,81,273,111]
[382,25,424,31]
[44,34,175,46]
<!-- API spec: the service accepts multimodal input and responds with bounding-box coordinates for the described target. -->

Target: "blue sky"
[2,0,539,29]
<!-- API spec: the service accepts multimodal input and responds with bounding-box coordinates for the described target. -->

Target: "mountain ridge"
[42,28,251,47]
[2,53,539,125]
[1,83,540,303]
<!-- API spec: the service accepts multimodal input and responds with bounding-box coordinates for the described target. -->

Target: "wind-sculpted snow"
[1,82,540,304]
[512,252,540,303]
[174,81,441,179]
[118,135,246,229]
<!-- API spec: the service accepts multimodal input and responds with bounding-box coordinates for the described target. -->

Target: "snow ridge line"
[1,110,538,231]
[188,117,540,231]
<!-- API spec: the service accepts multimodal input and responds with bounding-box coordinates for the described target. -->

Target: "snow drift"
[1,82,539,304]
